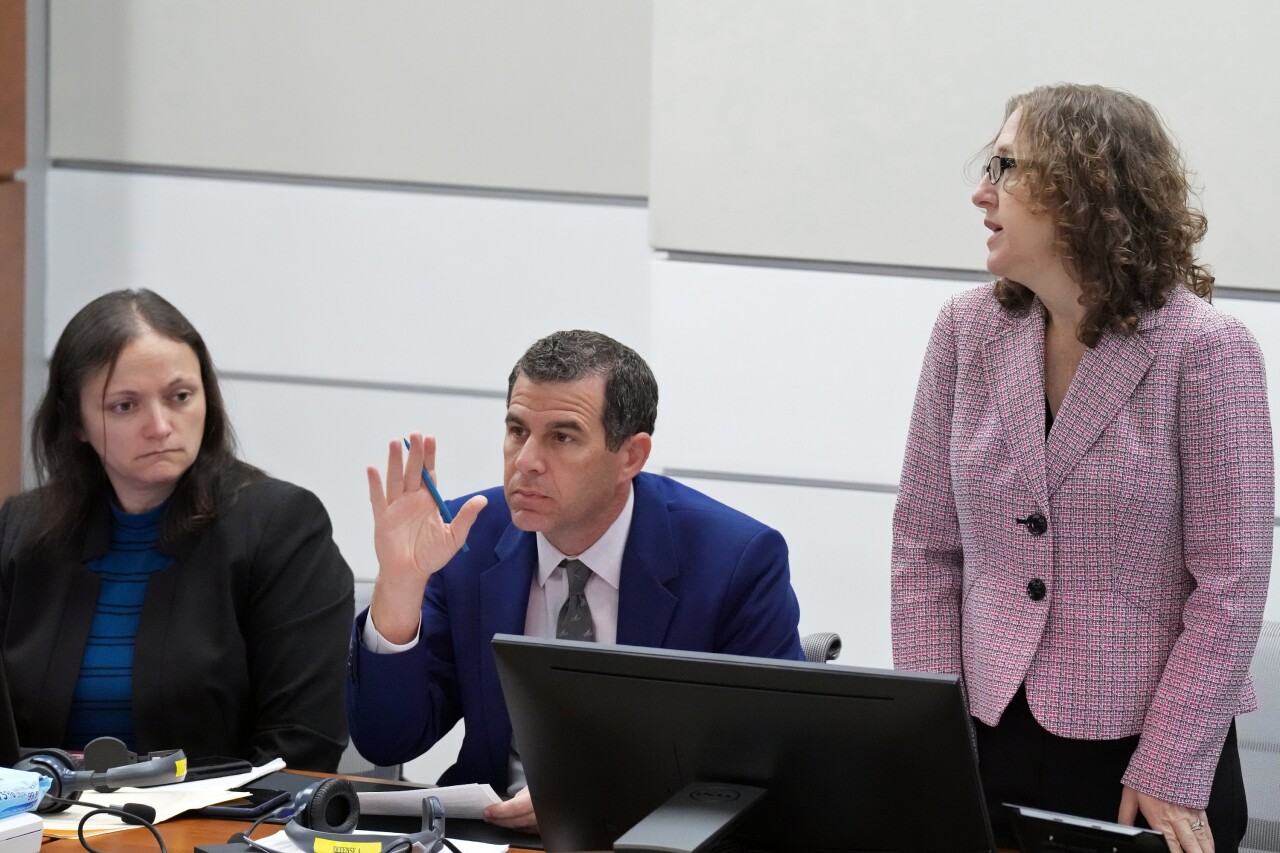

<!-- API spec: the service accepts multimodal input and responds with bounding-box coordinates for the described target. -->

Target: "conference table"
[41,814,1019,853]
[41,815,1019,853]
[40,771,542,853]
[37,771,1012,852]
[42,816,541,853]
[42,812,542,853]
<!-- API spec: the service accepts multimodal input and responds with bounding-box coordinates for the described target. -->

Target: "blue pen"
[404,438,469,552]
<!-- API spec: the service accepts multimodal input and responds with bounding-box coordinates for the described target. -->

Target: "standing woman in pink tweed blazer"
[891,84,1273,853]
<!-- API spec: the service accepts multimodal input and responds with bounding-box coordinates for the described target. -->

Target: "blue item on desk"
[0,768,48,819]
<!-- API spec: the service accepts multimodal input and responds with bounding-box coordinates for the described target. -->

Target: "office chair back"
[800,632,842,663]
[1240,619,1280,852]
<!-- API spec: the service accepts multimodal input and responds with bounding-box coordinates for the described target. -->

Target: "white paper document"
[358,783,503,820]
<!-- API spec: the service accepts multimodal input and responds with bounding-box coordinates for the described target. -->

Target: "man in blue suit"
[347,330,803,832]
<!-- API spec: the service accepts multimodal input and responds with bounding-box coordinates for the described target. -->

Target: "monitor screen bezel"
[493,634,994,853]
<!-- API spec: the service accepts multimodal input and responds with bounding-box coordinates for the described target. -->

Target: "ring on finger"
[1189,819,1205,832]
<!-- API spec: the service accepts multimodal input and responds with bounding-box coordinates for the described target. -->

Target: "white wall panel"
[1215,295,1280,505]
[402,726,465,787]
[1271,528,1280,624]
[652,258,974,484]
[45,169,651,391]
[651,0,1280,291]
[50,0,650,196]
[671,476,895,669]
[223,378,509,581]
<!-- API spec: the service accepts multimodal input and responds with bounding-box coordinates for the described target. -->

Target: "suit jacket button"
[1016,513,1048,535]
[1027,578,1047,601]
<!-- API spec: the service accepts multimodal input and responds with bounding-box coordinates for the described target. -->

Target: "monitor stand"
[614,783,766,853]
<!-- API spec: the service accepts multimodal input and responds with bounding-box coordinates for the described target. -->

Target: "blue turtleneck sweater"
[65,501,176,750]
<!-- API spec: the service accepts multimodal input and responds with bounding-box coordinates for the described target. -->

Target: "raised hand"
[366,433,486,644]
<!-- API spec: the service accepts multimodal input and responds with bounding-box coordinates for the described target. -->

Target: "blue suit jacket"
[346,471,803,789]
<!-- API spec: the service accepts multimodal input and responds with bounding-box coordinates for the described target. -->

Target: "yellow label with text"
[311,839,385,853]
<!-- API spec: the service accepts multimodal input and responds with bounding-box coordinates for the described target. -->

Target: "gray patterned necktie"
[556,558,595,641]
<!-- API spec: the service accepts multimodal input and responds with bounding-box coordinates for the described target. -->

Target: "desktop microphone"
[39,795,157,825]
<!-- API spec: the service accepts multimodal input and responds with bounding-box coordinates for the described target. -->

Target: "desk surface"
[41,817,1011,853]
[44,815,268,853]
[39,769,542,853]
[42,817,541,853]
[34,772,999,853]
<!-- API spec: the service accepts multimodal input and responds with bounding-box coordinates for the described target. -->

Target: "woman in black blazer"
[0,289,353,771]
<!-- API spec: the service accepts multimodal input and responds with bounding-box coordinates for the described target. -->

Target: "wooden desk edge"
[40,771,541,853]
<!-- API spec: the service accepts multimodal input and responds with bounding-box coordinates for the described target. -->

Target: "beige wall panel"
[0,0,22,173]
[49,0,650,196]
[650,0,1280,291]
[0,181,22,500]
[0,0,22,499]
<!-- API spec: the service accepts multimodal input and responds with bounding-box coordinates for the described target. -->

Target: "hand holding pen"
[402,436,470,553]
[365,433,487,643]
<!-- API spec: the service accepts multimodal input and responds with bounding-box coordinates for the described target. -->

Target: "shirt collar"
[535,482,634,591]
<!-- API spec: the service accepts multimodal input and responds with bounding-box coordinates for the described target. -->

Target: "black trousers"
[974,685,1248,852]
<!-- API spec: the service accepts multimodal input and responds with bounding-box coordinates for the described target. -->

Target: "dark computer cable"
[224,811,293,853]
[37,794,166,853]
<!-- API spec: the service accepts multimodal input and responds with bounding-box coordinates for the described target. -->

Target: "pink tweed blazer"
[891,284,1274,808]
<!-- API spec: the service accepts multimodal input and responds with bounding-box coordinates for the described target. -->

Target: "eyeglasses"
[985,155,1017,186]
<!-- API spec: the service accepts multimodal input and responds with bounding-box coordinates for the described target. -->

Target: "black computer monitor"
[493,635,994,853]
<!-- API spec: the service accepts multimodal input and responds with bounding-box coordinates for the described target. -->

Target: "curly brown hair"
[992,84,1213,346]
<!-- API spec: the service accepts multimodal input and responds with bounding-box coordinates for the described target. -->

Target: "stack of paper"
[357,784,502,820]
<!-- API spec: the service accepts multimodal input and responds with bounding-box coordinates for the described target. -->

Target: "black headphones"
[13,737,187,813]
[280,778,446,853]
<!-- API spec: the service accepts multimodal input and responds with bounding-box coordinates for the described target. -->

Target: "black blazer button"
[1015,513,1048,535]
[1027,578,1047,601]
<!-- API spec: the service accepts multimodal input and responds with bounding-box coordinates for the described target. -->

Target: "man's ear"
[619,433,652,478]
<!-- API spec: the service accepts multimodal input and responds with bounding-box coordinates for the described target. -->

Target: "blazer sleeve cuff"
[1121,726,1224,809]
